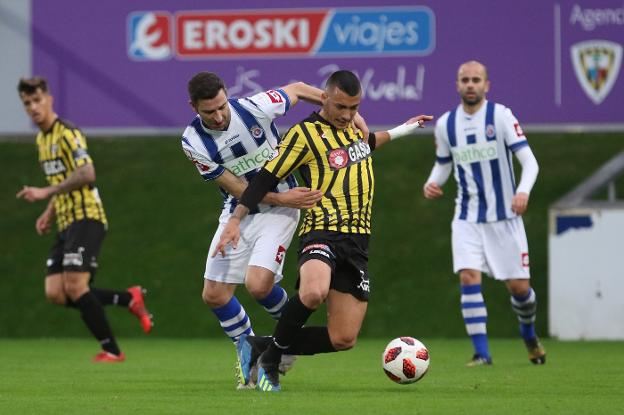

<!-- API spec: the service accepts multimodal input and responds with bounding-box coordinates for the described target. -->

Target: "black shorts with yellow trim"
[46,219,106,276]
[297,230,370,301]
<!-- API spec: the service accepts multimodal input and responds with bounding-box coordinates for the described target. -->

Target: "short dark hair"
[325,70,361,97]
[188,72,226,103]
[17,76,49,95]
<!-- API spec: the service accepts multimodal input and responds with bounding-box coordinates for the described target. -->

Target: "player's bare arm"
[16,164,96,202]
[35,197,56,235]
[211,204,249,257]
[372,115,434,149]
[352,112,369,139]
[281,82,324,106]
[215,170,322,209]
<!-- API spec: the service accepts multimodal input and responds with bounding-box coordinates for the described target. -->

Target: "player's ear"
[484,80,490,94]
[189,100,197,113]
[321,91,328,105]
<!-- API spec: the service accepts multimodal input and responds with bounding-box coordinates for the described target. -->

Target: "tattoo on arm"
[53,164,94,195]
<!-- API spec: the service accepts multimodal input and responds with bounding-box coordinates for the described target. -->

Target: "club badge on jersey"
[327,140,371,171]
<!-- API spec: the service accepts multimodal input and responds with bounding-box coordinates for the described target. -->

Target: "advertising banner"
[32,1,624,130]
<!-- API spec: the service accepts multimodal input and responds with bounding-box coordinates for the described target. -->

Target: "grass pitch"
[0,338,622,414]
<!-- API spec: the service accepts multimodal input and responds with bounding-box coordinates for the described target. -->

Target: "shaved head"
[457,60,488,81]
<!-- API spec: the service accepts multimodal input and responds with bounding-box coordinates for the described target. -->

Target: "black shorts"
[297,230,370,301]
[46,219,106,276]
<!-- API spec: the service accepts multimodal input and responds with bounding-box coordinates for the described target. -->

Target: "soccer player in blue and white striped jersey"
[423,61,545,366]
[181,72,366,387]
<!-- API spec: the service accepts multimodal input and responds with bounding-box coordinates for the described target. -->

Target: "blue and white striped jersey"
[434,101,529,223]
[181,89,297,216]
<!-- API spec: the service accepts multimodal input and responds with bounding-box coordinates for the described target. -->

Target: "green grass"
[0,338,622,414]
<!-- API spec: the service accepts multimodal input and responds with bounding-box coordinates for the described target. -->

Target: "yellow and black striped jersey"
[36,118,107,231]
[264,112,375,235]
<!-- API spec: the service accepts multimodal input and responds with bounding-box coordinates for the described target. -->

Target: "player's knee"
[330,334,357,351]
[245,280,273,300]
[299,290,326,309]
[63,284,85,301]
[202,289,229,308]
[508,282,531,297]
[459,269,480,285]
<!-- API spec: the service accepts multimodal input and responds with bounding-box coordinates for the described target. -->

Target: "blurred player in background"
[16,77,153,362]
[423,61,545,366]
[182,72,369,388]
[214,69,433,392]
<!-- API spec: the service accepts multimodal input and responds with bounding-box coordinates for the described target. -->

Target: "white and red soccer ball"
[382,337,430,384]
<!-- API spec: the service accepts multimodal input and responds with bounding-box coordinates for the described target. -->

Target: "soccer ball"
[382,337,430,384]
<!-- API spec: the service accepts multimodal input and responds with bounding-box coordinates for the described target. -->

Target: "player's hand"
[423,182,443,199]
[512,192,529,215]
[405,115,434,128]
[16,185,53,202]
[35,210,54,235]
[211,218,241,258]
[352,112,370,141]
[278,187,323,209]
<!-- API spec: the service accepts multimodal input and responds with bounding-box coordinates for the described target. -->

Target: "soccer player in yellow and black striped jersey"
[16,77,153,362]
[215,70,433,391]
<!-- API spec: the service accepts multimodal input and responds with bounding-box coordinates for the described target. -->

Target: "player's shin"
[257,283,288,320]
[461,284,490,359]
[510,288,537,340]
[211,296,254,343]
[264,294,314,364]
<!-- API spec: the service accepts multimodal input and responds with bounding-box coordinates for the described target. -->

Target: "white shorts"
[204,206,299,284]
[451,217,530,280]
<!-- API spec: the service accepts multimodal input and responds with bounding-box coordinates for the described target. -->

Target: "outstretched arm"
[281,82,369,137]
[372,115,434,149]
[281,82,324,106]
[16,164,95,202]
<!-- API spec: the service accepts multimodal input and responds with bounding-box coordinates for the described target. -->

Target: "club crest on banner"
[570,40,622,105]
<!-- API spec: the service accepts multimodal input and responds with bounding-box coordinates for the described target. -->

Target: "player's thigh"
[205,220,254,284]
[45,273,66,304]
[247,207,299,283]
[482,217,530,280]
[202,279,237,307]
[452,219,489,274]
[326,290,368,350]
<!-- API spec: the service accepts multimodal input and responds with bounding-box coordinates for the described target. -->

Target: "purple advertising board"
[32,0,624,130]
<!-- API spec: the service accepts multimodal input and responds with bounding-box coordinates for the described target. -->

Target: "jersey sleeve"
[501,107,529,152]
[434,118,452,164]
[263,123,312,180]
[243,89,291,120]
[62,128,92,168]
[181,138,225,181]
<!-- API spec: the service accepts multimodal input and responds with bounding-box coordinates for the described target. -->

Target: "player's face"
[192,89,231,131]
[456,63,490,107]
[19,89,54,128]
[321,86,361,130]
